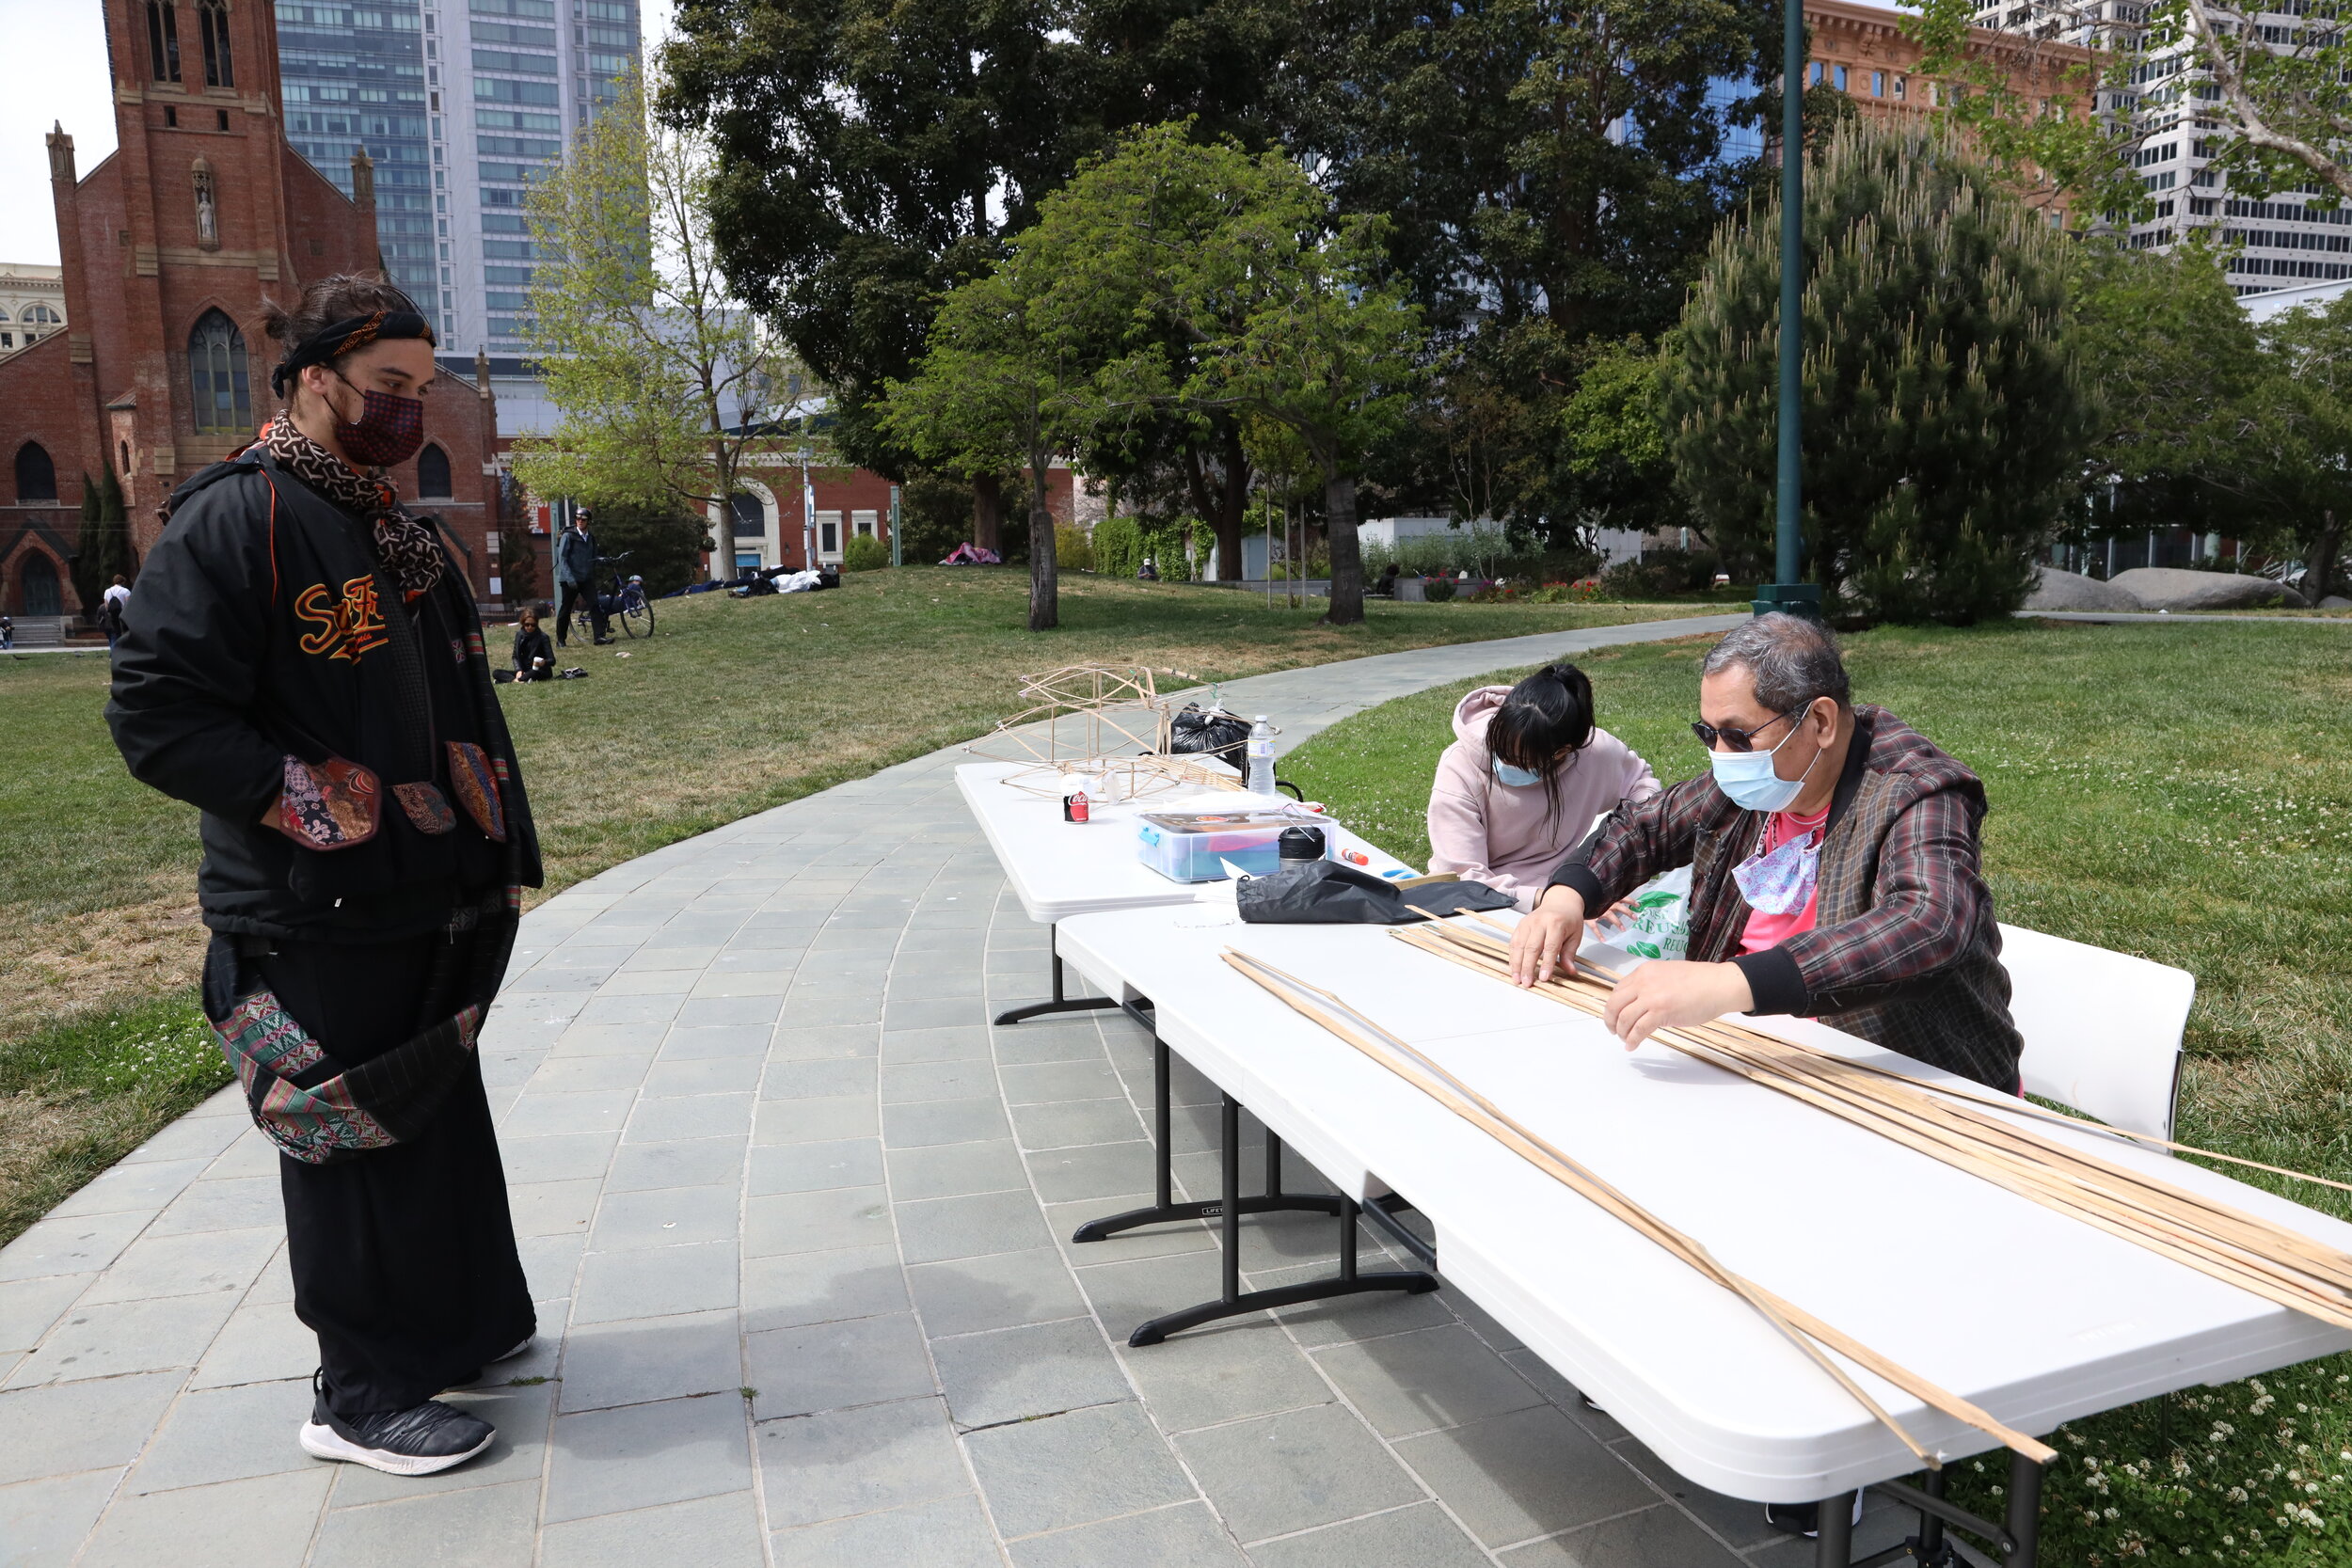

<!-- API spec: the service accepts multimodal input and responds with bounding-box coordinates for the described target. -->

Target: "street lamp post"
[1756,0,1823,622]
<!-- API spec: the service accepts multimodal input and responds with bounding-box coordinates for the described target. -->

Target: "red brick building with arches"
[0,0,503,622]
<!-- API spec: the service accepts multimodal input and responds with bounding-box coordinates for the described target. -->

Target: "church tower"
[0,0,504,618]
[69,0,385,533]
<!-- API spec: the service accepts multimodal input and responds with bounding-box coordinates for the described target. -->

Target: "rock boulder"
[2107,567,2306,610]
[2022,566,2142,612]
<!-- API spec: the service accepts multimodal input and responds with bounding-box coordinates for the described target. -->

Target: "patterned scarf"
[254,415,446,600]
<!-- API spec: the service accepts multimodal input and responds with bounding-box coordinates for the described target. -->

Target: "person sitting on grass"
[1426,663,1660,911]
[511,603,553,682]
[1509,612,2022,1091]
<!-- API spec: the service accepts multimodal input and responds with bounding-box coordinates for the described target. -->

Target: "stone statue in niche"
[193,159,218,250]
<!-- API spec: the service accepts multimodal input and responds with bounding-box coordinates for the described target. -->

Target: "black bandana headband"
[270,310,438,396]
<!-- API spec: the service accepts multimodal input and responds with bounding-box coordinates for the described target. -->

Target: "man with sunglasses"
[1507,612,2021,1095]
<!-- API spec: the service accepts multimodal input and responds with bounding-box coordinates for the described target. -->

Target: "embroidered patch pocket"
[393,781,457,834]
[275,754,381,849]
[446,741,508,842]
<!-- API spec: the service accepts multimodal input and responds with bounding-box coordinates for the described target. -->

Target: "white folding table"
[1051,904,2352,1568]
[957,759,1432,1249]
[955,759,1414,1024]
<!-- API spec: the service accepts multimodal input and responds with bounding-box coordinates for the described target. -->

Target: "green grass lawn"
[0,569,1695,1242]
[1279,616,2352,1565]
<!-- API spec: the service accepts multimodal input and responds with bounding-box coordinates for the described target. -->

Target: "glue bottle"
[1247,717,1278,795]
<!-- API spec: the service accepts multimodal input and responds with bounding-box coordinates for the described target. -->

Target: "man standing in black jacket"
[107,273,540,1478]
[554,510,610,646]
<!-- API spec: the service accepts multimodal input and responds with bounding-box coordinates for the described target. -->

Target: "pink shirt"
[1738,800,1832,955]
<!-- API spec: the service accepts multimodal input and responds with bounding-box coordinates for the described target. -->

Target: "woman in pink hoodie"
[1426,664,1661,910]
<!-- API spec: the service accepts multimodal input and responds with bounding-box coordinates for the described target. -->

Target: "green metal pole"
[890,483,902,568]
[1758,0,1822,621]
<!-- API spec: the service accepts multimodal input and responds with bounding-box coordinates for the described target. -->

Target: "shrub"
[1055,524,1095,573]
[1668,118,2084,625]
[1092,516,1142,577]
[1422,575,1456,602]
[842,533,891,571]
[1598,547,1722,600]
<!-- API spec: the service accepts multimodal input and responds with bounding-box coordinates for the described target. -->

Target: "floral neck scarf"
[255,415,446,601]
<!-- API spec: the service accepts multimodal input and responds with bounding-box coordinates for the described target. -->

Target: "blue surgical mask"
[1491,758,1544,788]
[1708,712,1822,813]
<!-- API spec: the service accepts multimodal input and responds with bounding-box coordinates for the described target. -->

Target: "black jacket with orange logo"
[107,451,543,941]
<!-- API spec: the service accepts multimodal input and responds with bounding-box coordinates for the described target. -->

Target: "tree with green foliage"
[72,462,133,610]
[884,258,1100,629]
[1023,125,1422,625]
[2076,241,2352,599]
[515,70,813,566]
[1556,336,1681,542]
[1668,119,2085,625]
[1280,0,1788,530]
[661,0,1089,547]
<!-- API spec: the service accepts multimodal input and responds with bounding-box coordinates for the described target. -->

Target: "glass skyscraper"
[271,0,640,353]
[423,0,640,353]
[277,0,437,324]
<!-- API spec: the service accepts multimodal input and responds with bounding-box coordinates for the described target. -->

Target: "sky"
[0,0,1904,267]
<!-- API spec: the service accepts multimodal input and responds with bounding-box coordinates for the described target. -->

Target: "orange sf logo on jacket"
[294,575,389,662]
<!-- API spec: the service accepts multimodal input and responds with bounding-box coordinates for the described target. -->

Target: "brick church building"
[0,0,503,622]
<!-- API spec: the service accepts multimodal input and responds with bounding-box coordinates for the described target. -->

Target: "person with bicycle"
[555,509,612,646]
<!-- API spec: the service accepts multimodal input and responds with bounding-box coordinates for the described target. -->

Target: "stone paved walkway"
[6,612,1924,1567]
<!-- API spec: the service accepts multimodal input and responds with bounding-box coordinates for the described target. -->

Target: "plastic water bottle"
[1247,716,1278,795]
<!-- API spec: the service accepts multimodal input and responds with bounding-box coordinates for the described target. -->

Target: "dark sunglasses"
[1690,708,1796,753]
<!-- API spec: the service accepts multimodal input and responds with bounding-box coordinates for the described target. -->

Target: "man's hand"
[1602,960,1755,1050]
[1509,886,1586,987]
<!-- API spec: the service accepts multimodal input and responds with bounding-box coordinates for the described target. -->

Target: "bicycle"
[570,553,656,641]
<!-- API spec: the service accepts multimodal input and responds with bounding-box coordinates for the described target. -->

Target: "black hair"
[260,271,424,404]
[1486,663,1596,827]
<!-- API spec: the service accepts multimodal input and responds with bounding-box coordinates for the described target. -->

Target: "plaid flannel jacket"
[1549,705,2023,1090]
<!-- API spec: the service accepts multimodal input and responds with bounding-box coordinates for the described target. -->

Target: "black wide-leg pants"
[257,934,535,1418]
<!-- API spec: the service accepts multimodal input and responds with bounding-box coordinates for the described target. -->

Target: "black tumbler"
[1278,825,1327,863]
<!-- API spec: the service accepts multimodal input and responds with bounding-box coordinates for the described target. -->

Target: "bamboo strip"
[1218,947,2059,1466]
[1399,919,2352,1289]
[1429,912,2352,1199]
[1386,919,2352,1334]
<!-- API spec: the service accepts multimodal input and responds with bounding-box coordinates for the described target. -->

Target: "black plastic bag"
[1169,703,1250,768]
[1237,861,1515,925]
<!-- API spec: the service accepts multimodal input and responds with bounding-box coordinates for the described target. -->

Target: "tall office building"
[270,0,640,351]
[424,0,641,355]
[276,0,437,321]
[1973,2,2352,294]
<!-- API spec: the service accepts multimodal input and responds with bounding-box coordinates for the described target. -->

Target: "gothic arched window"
[417,443,453,498]
[199,0,233,87]
[13,442,56,502]
[187,309,251,433]
[147,0,181,83]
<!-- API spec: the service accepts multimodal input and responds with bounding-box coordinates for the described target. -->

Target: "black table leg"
[1073,1032,1344,1242]
[994,927,1124,1025]
[1838,1449,2048,1567]
[2006,1450,2044,1566]
[1915,1466,1947,1564]
[1126,1095,1438,1347]
[1815,1490,1854,1568]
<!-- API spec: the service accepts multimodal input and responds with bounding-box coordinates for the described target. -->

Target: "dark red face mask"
[331,372,426,467]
